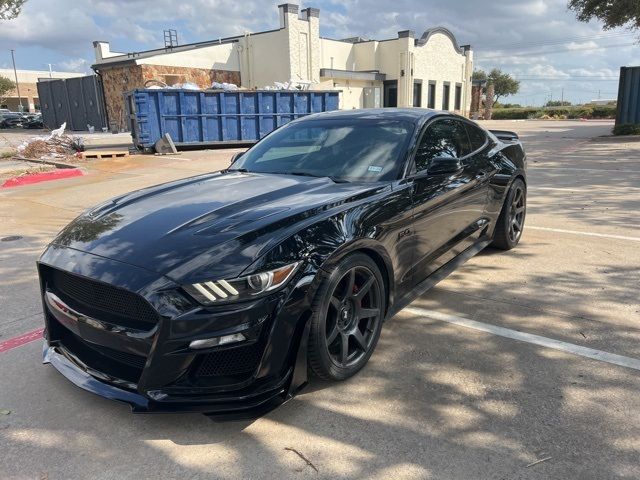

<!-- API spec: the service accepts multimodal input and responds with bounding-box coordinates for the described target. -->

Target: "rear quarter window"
[465,123,488,152]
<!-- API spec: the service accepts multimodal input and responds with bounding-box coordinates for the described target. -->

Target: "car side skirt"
[389,239,492,318]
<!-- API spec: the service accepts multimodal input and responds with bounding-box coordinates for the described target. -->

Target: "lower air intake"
[196,342,265,377]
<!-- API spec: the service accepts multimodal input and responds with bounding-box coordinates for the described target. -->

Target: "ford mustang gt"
[38,109,526,418]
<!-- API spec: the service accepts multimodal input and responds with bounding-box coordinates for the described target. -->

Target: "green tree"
[0,0,26,20]
[568,0,640,30]
[473,69,520,105]
[546,100,572,107]
[472,70,488,82]
[0,76,16,105]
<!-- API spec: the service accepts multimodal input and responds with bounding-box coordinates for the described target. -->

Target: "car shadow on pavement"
[2,121,640,478]
[3,244,639,479]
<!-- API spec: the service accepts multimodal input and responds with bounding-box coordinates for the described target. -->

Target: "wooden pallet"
[82,150,130,160]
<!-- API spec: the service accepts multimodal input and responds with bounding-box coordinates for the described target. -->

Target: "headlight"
[185,262,301,305]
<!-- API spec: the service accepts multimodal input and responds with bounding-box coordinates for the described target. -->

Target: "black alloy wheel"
[492,178,526,250]
[308,253,385,380]
[508,183,526,244]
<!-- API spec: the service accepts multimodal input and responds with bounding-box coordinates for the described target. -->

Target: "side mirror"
[427,156,462,175]
[230,151,245,164]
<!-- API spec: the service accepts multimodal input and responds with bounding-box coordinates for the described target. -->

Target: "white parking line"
[532,167,640,174]
[404,307,640,371]
[527,226,640,242]
[529,187,588,192]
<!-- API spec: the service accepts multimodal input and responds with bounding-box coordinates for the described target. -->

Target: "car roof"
[302,108,447,124]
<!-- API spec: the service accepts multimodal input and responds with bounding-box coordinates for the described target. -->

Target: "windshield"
[230,118,414,182]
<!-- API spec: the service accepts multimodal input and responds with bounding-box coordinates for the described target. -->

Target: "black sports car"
[38,109,526,418]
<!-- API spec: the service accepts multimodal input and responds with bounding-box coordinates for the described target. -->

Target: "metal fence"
[616,66,640,125]
[37,75,107,131]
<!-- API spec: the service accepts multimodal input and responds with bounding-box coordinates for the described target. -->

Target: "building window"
[383,80,398,108]
[455,83,462,111]
[427,81,436,109]
[442,83,451,110]
[363,87,382,108]
[413,81,422,107]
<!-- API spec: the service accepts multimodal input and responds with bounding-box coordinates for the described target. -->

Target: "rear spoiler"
[489,130,519,142]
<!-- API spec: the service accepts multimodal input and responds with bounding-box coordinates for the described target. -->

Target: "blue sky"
[1,0,638,105]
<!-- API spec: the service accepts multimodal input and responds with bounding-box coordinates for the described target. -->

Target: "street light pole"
[10,49,24,112]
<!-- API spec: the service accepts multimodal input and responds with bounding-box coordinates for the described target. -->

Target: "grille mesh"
[57,325,146,383]
[196,342,265,377]
[80,338,147,370]
[49,268,158,329]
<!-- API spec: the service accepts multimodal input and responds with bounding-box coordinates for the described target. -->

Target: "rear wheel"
[492,178,526,250]
[307,253,385,381]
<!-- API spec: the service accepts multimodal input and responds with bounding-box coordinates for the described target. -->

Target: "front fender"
[243,211,397,312]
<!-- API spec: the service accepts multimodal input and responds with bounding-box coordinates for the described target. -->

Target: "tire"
[307,253,386,381]
[492,178,526,250]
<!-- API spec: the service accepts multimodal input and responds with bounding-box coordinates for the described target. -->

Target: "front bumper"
[38,246,315,418]
[43,341,302,418]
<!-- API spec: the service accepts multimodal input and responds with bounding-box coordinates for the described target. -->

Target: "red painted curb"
[0,328,44,353]
[1,168,83,188]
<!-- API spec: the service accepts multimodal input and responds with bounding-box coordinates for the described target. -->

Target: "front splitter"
[43,343,294,419]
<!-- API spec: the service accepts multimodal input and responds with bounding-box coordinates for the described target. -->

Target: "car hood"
[51,171,383,282]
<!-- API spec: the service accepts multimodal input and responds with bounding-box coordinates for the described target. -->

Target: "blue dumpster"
[125,89,340,150]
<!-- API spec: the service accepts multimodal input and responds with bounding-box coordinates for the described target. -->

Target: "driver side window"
[414,119,471,172]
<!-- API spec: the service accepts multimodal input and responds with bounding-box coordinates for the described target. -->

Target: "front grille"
[46,267,158,330]
[78,337,147,370]
[57,325,146,384]
[196,341,265,377]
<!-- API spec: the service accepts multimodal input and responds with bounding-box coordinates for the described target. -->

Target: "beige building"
[0,69,84,112]
[93,3,473,128]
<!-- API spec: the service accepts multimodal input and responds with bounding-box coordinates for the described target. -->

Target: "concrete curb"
[1,168,84,188]
[13,155,79,169]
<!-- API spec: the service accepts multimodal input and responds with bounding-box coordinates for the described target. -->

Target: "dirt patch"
[0,164,56,182]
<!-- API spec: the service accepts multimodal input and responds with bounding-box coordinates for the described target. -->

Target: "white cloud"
[566,41,599,50]
[57,58,90,73]
[0,0,101,53]
[0,0,635,104]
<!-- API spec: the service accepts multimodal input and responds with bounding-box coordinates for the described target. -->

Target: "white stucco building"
[93,3,473,127]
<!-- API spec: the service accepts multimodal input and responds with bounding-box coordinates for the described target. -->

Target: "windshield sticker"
[368,166,383,173]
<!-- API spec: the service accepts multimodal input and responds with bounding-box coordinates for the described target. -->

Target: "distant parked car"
[23,114,44,129]
[0,111,23,129]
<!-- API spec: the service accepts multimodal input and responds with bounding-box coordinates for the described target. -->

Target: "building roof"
[0,68,85,83]
[323,26,470,52]
[91,35,245,69]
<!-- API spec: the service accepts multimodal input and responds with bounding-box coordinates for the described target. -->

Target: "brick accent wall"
[100,64,240,130]
[470,84,482,117]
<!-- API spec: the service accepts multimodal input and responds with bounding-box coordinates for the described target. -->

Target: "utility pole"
[561,88,564,105]
[47,63,53,78]
[10,49,24,112]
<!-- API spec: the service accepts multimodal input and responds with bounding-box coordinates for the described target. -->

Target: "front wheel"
[307,253,386,381]
[492,178,526,250]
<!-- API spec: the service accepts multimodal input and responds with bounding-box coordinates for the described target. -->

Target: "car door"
[408,117,492,284]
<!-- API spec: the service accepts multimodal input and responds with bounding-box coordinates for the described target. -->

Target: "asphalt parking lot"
[1,120,639,479]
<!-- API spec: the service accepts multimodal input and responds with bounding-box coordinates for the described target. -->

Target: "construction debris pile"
[16,123,85,160]
[143,78,317,92]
